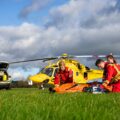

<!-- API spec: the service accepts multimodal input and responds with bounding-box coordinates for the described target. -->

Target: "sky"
[0,0,120,80]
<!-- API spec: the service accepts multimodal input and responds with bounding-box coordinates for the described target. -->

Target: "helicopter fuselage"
[29,59,103,86]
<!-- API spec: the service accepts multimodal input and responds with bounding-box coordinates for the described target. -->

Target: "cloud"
[0,23,120,62]
[19,0,52,18]
[101,0,120,14]
[10,69,25,80]
[1,0,120,80]
[1,0,120,59]
[48,0,104,28]
[8,67,40,80]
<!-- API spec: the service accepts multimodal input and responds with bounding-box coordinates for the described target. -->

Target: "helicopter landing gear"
[5,84,11,90]
[38,83,44,90]
[38,79,49,90]
[40,84,45,90]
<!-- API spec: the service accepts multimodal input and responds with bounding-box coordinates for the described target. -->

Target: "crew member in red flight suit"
[95,59,120,92]
[103,54,117,81]
[54,61,73,87]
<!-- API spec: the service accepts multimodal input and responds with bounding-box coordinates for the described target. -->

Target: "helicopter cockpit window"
[76,72,79,76]
[77,63,82,70]
[41,68,53,77]
[85,66,90,71]
[84,72,88,79]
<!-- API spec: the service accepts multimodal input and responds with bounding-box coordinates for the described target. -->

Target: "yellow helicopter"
[28,53,103,87]
[1,53,120,90]
[8,53,120,89]
[9,53,120,89]
[9,53,104,89]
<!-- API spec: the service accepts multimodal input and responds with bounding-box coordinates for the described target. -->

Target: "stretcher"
[53,83,90,93]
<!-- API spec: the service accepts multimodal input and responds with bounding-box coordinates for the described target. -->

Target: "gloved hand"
[104,85,113,92]
[100,84,113,92]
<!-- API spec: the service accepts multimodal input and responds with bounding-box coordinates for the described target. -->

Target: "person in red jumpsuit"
[95,59,120,92]
[54,61,73,87]
[102,54,117,80]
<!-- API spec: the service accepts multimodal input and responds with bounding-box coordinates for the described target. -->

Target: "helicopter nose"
[28,74,50,83]
[28,76,36,82]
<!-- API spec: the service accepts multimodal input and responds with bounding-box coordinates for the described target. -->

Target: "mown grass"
[0,88,120,120]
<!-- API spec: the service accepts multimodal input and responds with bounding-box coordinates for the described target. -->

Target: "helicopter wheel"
[40,83,45,90]
[38,79,51,90]
[38,83,45,90]
[5,84,11,90]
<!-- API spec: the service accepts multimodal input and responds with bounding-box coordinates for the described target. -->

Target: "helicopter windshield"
[40,68,53,77]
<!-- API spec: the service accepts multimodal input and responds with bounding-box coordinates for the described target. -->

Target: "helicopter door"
[50,68,59,82]
[54,68,59,77]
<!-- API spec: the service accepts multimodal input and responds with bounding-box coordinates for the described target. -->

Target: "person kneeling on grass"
[54,61,73,87]
[50,61,90,93]
[95,59,120,92]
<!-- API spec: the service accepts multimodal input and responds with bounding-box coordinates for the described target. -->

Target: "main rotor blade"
[9,54,120,64]
[9,57,58,64]
[112,55,120,58]
[42,57,58,62]
[74,55,94,58]
[74,55,120,58]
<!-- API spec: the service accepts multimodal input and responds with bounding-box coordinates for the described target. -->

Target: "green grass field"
[0,88,120,120]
